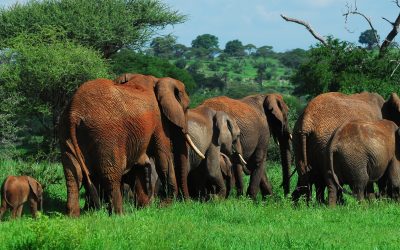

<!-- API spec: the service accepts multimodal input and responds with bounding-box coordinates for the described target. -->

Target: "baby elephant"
[325,119,400,206]
[0,176,43,219]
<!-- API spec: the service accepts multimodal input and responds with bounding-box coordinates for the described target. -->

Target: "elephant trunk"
[279,132,292,196]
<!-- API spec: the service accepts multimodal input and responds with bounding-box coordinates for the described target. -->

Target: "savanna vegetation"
[0,0,399,248]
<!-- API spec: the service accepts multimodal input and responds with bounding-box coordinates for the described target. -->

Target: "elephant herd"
[58,73,400,216]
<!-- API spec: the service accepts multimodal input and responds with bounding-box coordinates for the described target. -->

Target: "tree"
[278,48,308,69]
[224,40,246,57]
[149,34,177,58]
[0,0,185,58]
[0,28,110,157]
[191,34,219,58]
[359,29,380,49]
[254,46,274,58]
[244,44,257,55]
[111,49,196,93]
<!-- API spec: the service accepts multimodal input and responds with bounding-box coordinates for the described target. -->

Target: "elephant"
[325,119,400,206]
[0,176,43,219]
[292,92,400,203]
[59,74,204,216]
[202,94,291,199]
[219,153,234,195]
[186,106,246,199]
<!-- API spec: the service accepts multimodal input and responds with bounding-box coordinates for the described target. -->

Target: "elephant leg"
[107,181,123,215]
[233,163,244,197]
[133,167,151,208]
[29,198,38,218]
[377,172,389,198]
[259,173,273,200]
[247,153,267,200]
[337,189,344,205]
[387,160,400,200]
[365,183,376,200]
[11,205,22,219]
[62,153,82,217]
[0,199,7,220]
[327,181,338,207]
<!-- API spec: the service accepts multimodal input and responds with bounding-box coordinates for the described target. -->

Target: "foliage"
[359,29,380,50]
[292,38,400,99]
[0,28,110,159]
[0,0,185,58]
[191,34,220,58]
[149,34,177,58]
[254,45,274,58]
[224,39,246,57]
[110,49,196,93]
[1,159,400,249]
[277,48,309,69]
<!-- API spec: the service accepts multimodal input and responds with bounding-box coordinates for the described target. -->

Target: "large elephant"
[292,92,400,203]
[202,94,291,199]
[326,119,400,206]
[186,106,246,199]
[59,74,204,216]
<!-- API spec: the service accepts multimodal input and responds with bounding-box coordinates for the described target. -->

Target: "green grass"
[1,159,400,249]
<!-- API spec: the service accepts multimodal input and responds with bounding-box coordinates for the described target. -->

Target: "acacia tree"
[0,0,186,58]
[359,29,380,49]
[191,34,220,58]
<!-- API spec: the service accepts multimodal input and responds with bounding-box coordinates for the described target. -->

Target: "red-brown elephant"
[292,92,400,203]
[59,74,204,216]
[202,94,291,199]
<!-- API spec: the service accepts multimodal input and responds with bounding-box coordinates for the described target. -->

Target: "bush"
[0,27,110,159]
[111,49,197,93]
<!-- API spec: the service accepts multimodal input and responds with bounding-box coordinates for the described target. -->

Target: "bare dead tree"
[343,0,380,46]
[380,11,400,54]
[280,14,327,46]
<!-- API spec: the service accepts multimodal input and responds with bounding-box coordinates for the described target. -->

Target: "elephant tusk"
[185,134,205,159]
[238,154,247,165]
[289,133,293,140]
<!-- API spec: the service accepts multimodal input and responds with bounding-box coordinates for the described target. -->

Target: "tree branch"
[380,13,400,55]
[343,0,380,45]
[280,14,327,46]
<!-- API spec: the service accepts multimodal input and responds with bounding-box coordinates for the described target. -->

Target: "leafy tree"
[0,28,110,157]
[293,38,400,99]
[278,48,308,69]
[149,34,177,58]
[244,44,257,55]
[191,34,219,58]
[224,40,246,57]
[254,45,274,58]
[0,0,185,58]
[111,49,196,93]
[358,29,380,50]
[173,44,188,58]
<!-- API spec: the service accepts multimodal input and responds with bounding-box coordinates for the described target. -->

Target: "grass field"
[1,159,400,249]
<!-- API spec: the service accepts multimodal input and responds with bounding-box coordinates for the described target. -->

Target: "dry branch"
[343,0,380,45]
[380,13,400,54]
[280,14,327,46]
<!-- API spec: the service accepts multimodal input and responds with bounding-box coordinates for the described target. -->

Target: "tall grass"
[0,159,399,249]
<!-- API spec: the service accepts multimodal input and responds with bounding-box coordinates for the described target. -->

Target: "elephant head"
[263,94,292,195]
[27,176,43,211]
[382,93,400,126]
[213,111,246,165]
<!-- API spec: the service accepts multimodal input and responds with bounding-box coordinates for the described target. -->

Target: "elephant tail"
[69,121,100,209]
[1,177,14,209]
[328,135,346,193]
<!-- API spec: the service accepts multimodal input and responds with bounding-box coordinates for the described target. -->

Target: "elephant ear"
[264,94,289,139]
[155,77,189,133]
[383,93,400,126]
[27,177,41,199]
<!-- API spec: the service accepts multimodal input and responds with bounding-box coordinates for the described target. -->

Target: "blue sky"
[2,0,399,51]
